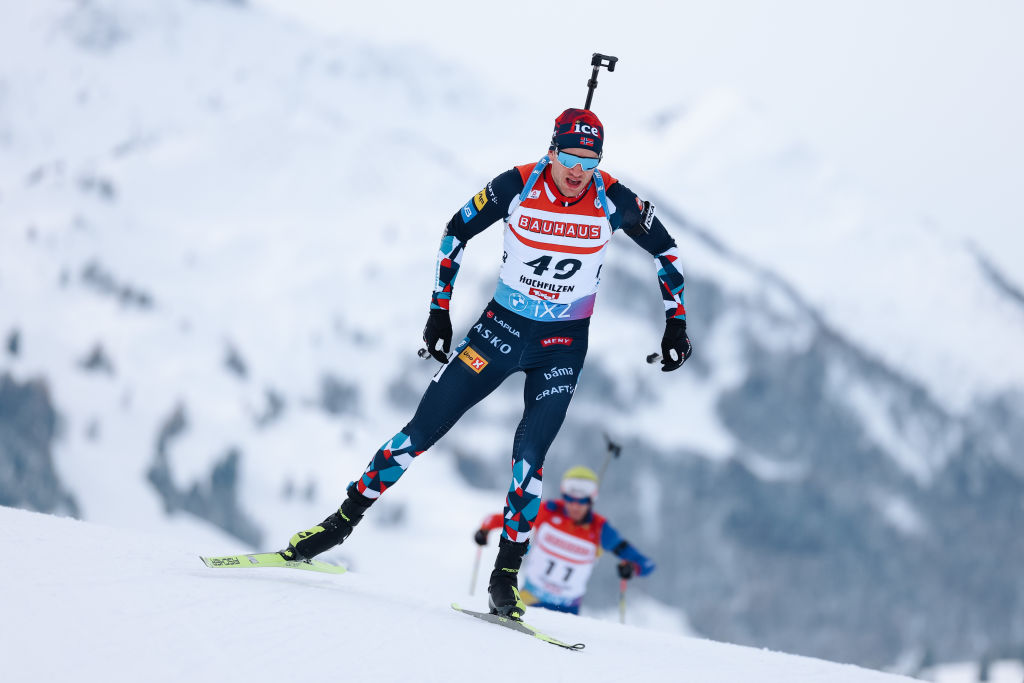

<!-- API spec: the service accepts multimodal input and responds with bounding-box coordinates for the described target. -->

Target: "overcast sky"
[255,0,1024,280]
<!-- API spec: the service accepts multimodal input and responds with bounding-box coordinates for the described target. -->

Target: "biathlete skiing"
[280,93,691,621]
[474,466,655,614]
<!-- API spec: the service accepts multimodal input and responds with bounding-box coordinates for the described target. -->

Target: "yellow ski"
[451,603,584,650]
[199,552,346,575]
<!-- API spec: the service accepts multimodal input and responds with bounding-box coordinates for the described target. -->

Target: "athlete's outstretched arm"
[605,181,686,322]
[422,169,525,362]
[600,520,656,576]
[606,181,691,370]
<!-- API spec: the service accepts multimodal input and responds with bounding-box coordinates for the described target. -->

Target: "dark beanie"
[550,108,604,155]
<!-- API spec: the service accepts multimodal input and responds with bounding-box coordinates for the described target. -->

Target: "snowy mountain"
[2,0,1023,672]
[0,505,919,683]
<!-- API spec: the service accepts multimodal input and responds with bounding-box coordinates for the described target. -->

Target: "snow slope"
[0,505,916,683]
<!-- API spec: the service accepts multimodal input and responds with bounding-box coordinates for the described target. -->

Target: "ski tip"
[308,561,348,575]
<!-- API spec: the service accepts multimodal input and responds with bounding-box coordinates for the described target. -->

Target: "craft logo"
[458,346,488,373]
[535,384,575,401]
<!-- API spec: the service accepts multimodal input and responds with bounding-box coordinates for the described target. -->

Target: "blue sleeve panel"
[605,180,686,322]
[600,520,656,576]
[445,168,525,242]
[431,168,525,310]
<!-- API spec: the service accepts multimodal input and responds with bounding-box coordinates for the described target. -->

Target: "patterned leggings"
[353,301,589,543]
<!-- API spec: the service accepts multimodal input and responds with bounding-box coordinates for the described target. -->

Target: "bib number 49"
[524,256,581,280]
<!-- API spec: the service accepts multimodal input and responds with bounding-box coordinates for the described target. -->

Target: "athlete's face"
[547,147,599,198]
[564,499,591,523]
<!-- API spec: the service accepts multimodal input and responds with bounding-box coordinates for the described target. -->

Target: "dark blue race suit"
[350,159,686,543]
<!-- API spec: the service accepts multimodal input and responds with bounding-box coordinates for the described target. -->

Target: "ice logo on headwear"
[573,121,601,138]
[508,292,528,311]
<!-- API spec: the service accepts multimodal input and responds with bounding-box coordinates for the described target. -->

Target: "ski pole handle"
[646,353,661,364]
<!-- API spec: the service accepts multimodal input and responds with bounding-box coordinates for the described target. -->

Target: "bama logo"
[458,346,488,373]
[541,336,573,347]
[543,366,574,380]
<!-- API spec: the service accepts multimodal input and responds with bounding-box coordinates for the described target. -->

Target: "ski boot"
[281,486,373,561]
[488,536,529,620]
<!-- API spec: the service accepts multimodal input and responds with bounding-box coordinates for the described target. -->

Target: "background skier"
[474,465,655,614]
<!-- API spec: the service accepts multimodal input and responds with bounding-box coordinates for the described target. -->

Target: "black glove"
[422,309,452,363]
[660,318,692,372]
[617,561,635,580]
[473,529,489,546]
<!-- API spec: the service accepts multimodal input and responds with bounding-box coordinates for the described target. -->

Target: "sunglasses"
[562,493,593,505]
[555,149,601,172]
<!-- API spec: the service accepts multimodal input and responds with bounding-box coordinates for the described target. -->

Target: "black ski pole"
[584,53,618,111]
[597,432,622,482]
[469,544,482,595]
[598,432,627,625]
